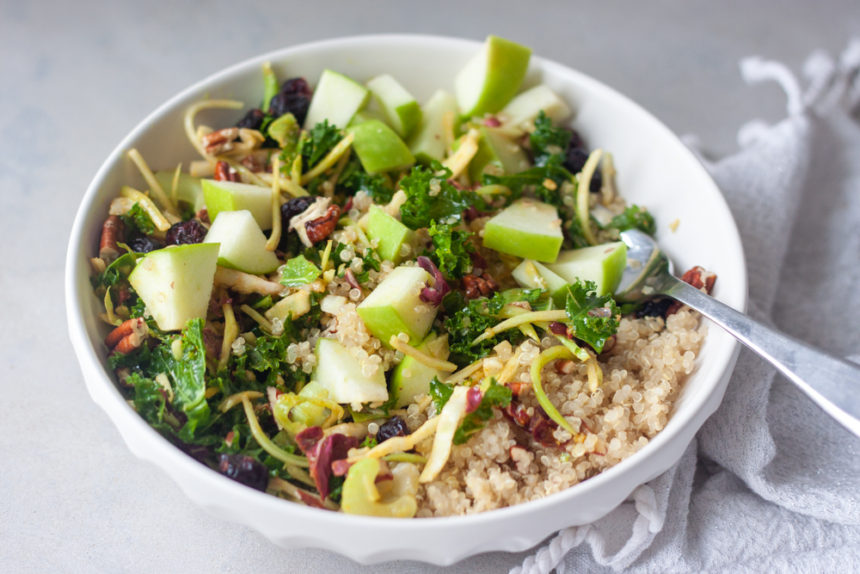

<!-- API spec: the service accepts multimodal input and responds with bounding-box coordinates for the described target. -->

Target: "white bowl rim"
[65,33,747,532]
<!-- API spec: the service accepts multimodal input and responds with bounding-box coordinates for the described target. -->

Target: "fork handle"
[663,278,860,437]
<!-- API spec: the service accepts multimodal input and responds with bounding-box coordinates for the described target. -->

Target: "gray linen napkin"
[513,40,860,574]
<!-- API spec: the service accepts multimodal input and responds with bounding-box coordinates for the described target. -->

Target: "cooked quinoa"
[415,310,704,516]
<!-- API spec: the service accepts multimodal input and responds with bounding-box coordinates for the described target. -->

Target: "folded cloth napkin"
[513,40,860,574]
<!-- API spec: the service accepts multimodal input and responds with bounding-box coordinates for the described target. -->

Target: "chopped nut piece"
[461,272,500,299]
[98,215,124,263]
[213,160,240,182]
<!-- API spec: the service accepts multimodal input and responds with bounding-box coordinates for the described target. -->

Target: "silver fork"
[616,229,860,437]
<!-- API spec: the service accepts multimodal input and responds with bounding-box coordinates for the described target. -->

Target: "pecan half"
[201,127,240,155]
[462,272,499,299]
[105,317,147,354]
[213,160,240,182]
[99,215,125,263]
[681,266,717,293]
[304,204,341,245]
[667,266,717,315]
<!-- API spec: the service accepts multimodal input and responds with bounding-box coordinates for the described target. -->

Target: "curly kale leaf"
[530,111,572,167]
[338,159,395,203]
[91,251,142,289]
[428,222,474,279]
[399,162,475,230]
[352,246,381,284]
[118,318,211,440]
[482,154,572,207]
[164,319,210,439]
[563,279,619,353]
[121,202,156,236]
[607,205,656,236]
[301,120,342,169]
[443,289,541,366]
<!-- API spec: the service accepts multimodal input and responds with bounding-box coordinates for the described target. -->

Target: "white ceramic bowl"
[65,34,746,565]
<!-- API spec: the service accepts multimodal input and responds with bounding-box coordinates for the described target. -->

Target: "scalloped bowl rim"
[65,34,746,565]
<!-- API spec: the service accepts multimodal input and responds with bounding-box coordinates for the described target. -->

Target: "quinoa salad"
[89,36,716,517]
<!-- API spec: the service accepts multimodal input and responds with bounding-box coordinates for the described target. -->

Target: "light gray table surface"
[2,1,858,572]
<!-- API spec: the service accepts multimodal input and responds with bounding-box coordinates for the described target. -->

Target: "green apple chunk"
[303,69,369,130]
[314,338,388,404]
[390,333,450,408]
[201,179,273,230]
[500,84,572,128]
[364,206,412,263]
[512,259,568,303]
[128,243,219,331]
[547,242,628,296]
[357,265,437,346]
[455,35,532,117]
[349,108,387,127]
[203,210,279,274]
[154,171,205,212]
[347,120,415,174]
[408,90,458,164]
[366,74,422,138]
[482,199,563,262]
[468,125,530,181]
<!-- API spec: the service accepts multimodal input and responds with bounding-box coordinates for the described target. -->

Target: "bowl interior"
[66,34,746,562]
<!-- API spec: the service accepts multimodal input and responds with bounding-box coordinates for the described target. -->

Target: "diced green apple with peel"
[468,125,530,181]
[357,265,437,347]
[154,171,205,212]
[408,90,458,164]
[455,35,532,117]
[500,84,572,128]
[482,199,563,263]
[547,242,628,296]
[349,109,387,127]
[203,210,279,274]
[201,179,273,230]
[363,205,412,263]
[313,338,388,404]
[347,120,415,174]
[128,243,219,332]
[512,259,569,304]
[303,69,369,130]
[390,333,450,408]
[365,74,422,138]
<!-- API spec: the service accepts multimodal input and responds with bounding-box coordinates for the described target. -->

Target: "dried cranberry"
[165,220,207,245]
[269,77,313,125]
[564,148,602,192]
[376,416,408,443]
[279,196,317,249]
[548,321,570,337]
[236,108,265,130]
[128,236,163,253]
[635,297,674,319]
[564,127,586,150]
[281,196,316,226]
[217,453,269,491]
[282,77,313,98]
